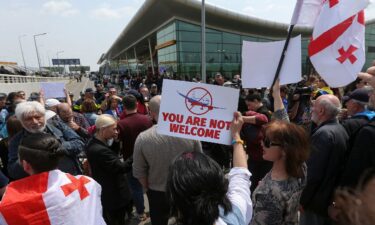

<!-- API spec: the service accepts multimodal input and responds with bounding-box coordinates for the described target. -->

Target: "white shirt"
[216,167,253,225]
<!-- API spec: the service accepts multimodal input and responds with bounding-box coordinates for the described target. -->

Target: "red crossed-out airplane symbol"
[61,174,91,200]
[336,45,358,64]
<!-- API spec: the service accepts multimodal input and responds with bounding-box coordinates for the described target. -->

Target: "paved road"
[65,77,95,100]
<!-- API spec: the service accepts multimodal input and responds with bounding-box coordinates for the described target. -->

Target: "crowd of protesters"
[0,62,374,225]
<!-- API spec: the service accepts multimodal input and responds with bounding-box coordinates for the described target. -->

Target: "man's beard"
[25,124,46,133]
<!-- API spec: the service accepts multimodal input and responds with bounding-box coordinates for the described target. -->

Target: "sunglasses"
[262,137,282,148]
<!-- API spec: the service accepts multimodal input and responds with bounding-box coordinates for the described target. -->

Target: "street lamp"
[18,34,27,73]
[56,50,64,75]
[33,32,47,74]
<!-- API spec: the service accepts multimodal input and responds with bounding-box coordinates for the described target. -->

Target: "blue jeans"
[127,172,145,214]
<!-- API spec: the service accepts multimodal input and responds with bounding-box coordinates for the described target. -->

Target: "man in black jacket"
[300,94,348,225]
[85,114,132,225]
[339,87,375,188]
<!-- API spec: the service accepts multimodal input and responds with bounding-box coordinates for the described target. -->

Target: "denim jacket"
[8,116,84,180]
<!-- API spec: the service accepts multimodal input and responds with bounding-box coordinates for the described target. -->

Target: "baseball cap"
[0,93,7,99]
[85,88,95,93]
[151,83,157,88]
[127,89,142,99]
[29,92,40,100]
[45,99,61,108]
[343,88,372,104]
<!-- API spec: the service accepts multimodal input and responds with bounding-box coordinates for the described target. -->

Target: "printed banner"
[157,80,239,145]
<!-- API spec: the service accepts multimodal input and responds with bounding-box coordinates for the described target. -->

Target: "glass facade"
[157,23,178,77]
[156,20,310,80]
[118,19,375,80]
[365,21,375,69]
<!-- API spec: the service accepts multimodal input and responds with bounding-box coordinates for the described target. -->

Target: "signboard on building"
[157,80,239,145]
[52,59,81,66]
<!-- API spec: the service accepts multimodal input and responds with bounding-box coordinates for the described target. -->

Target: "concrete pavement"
[65,76,95,100]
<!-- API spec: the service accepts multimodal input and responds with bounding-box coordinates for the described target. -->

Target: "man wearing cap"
[45,98,60,120]
[338,87,375,188]
[73,88,96,111]
[150,84,158,98]
[94,84,105,104]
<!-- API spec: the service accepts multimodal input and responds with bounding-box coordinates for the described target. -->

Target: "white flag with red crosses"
[307,0,369,87]
[0,170,106,225]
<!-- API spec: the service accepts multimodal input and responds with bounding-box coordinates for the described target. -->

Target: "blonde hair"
[95,114,116,130]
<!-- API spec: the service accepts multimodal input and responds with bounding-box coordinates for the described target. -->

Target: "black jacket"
[85,137,132,210]
[300,119,349,216]
[340,118,375,187]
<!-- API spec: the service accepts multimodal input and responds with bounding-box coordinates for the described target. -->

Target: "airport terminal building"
[98,0,375,81]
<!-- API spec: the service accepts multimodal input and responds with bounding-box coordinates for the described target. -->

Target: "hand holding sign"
[230,112,243,140]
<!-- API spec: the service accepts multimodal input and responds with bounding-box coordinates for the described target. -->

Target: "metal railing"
[0,74,69,83]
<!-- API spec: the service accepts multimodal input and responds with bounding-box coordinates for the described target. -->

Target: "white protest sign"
[241,35,302,88]
[41,82,65,99]
[157,80,239,145]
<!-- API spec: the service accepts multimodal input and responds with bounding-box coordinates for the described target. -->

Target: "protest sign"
[241,35,302,88]
[157,80,239,145]
[41,82,65,99]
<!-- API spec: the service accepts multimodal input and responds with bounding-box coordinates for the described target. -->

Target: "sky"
[0,0,374,71]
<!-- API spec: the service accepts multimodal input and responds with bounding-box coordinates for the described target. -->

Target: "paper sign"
[157,80,239,145]
[241,35,302,88]
[41,82,65,99]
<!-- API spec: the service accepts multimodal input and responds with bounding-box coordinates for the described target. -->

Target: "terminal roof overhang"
[100,0,375,64]
[100,0,313,64]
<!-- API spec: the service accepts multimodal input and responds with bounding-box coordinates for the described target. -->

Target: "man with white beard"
[8,101,84,180]
[300,94,349,225]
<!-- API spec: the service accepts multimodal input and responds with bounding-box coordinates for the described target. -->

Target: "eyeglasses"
[262,137,282,148]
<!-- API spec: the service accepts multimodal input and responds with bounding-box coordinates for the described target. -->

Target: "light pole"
[18,34,27,73]
[201,0,206,83]
[56,50,64,75]
[33,32,47,74]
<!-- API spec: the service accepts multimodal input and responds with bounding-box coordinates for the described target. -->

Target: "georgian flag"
[291,0,369,28]
[311,0,369,38]
[310,11,366,87]
[0,170,106,225]
[291,0,322,27]
[291,0,369,87]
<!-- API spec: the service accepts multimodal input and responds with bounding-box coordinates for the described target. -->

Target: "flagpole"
[271,25,295,88]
